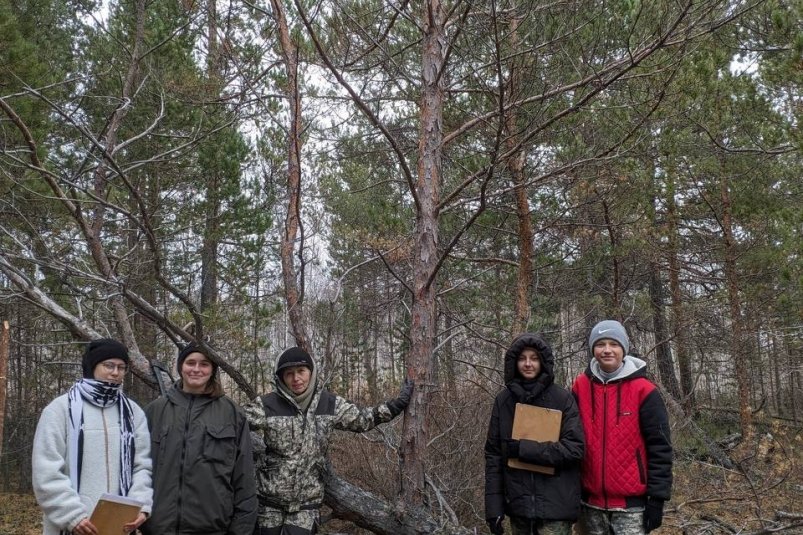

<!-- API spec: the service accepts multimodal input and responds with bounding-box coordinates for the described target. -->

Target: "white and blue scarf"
[66,378,136,496]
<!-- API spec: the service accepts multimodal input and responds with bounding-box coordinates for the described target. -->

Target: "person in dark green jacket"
[141,343,257,535]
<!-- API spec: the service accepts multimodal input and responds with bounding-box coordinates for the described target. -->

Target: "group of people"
[32,340,413,535]
[31,317,671,535]
[485,320,673,535]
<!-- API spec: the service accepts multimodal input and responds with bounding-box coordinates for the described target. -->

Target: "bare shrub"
[328,382,491,533]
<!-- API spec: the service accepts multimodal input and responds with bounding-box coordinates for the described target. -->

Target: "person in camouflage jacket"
[244,347,414,535]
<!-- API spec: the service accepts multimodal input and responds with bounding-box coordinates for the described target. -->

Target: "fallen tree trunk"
[324,466,474,535]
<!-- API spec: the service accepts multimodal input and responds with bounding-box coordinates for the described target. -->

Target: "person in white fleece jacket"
[32,339,153,535]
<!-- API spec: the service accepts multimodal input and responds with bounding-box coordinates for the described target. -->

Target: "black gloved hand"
[643,497,664,533]
[387,378,414,417]
[504,439,521,459]
[486,515,504,535]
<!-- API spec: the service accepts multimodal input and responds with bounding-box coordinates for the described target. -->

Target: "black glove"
[486,516,504,535]
[643,497,664,533]
[504,439,520,459]
[387,378,414,417]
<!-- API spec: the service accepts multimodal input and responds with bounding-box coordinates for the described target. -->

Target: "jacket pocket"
[636,448,646,485]
[154,426,170,465]
[203,424,237,464]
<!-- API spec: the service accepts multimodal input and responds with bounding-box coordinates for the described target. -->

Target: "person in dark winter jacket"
[485,333,585,535]
[572,320,673,535]
[245,347,414,535]
[141,343,257,535]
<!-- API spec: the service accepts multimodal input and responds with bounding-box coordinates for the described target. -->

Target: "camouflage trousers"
[510,516,573,535]
[256,507,320,535]
[577,505,644,535]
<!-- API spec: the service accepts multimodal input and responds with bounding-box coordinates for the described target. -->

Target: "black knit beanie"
[177,343,218,375]
[82,338,129,378]
[275,347,314,374]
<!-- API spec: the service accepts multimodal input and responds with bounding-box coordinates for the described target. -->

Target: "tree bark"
[0,256,103,340]
[788,346,800,424]
[666,172,695,410]
[512,162,533,336]
[647,172,681,400]
[505,13,533,336]
[600,196,621,314]
[200,185,221,312]
[0,321,8,459]
[719,163,752,440]
[200,0,221,313]
[0,255,261,397]
[273,0,310,352]
[324,467,473,535]
[648,262,682,400]
[84,0,146,358]
[401,0,447,507]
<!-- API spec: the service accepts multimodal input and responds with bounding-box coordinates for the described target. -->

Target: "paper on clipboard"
[507,403,562,475]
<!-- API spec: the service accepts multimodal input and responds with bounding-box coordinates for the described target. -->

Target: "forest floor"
[3,422,802,535]
[663,419,803,534]
[0,493,38,535]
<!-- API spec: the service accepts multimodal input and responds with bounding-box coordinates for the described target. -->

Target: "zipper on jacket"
[175,395,195,534]
[636,448,646,485]
[293,406,306,497]
[102,408,111,492]
[601,383,609,509]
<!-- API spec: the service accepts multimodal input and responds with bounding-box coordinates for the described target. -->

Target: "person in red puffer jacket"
[572,320,672,534]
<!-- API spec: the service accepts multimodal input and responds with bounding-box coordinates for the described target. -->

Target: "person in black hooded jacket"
[484,333,584,535]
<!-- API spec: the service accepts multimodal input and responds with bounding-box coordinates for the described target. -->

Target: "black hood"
[504,332,555,384]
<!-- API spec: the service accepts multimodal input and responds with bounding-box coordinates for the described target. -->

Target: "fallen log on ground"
[324,466,475,535]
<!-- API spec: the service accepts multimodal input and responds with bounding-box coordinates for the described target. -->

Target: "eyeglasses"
[100,362,129,373]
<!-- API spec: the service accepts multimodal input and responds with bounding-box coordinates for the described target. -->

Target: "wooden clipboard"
[507,403,562,475]
[89,493,143,535]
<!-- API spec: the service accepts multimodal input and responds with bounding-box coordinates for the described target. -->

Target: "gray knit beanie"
[588,320,630,355]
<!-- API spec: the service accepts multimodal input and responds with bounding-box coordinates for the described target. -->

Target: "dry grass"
[668,423,803,534]
[0,493,40,535]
